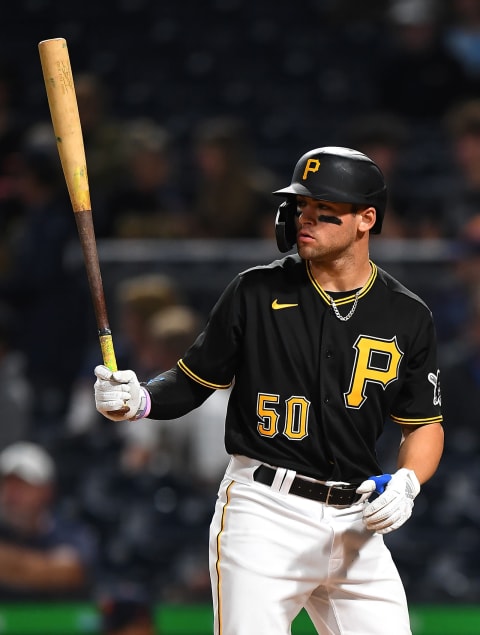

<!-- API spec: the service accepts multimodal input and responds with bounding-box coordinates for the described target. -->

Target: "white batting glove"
[94,365,148,422]
[356,468,421,534]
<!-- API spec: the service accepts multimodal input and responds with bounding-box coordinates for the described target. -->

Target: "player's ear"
[358,206,376,233]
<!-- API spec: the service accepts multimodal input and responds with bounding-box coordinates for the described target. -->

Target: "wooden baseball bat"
[38,38,129,413]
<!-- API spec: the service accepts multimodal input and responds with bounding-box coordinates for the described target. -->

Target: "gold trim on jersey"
[307,260,378,306]
[390,414,443,425]
[178,359,232,389]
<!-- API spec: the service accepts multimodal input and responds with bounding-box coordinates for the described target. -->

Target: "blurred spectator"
[98,583,157,635]
[440,98,480,236]
[343,111,411,237]
[415,279,480,603]
[0,302,33,449]
[0,124,90,434]
[437,215,480,353]
[74,72,127,237]
[376,0,473,121]
[0,441,97,600]
[113,273,182,377]
[77,420,214,605]
[186,116,279,239]
[444,0,480,79]
[372,3,466,237]
[104,118,189,239]
[441,280,480,450]
[139,303,203,378]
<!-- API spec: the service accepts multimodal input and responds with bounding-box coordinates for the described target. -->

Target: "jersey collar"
[306,260,378,306]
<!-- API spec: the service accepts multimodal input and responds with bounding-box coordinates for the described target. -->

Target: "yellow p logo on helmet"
[302,158,321,181]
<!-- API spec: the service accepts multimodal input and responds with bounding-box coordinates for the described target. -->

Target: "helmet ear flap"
[275,200,297,252]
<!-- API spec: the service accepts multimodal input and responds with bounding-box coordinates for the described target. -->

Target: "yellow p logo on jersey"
[344,335,404,409]
[302,158,321,181]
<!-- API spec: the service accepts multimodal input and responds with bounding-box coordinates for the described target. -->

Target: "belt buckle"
[325,484,335,505]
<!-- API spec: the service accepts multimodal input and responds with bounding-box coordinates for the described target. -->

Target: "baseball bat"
[38,38,129,413]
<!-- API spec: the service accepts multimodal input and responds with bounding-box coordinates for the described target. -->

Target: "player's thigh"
[306,531,411,635]
[209,478,315,635]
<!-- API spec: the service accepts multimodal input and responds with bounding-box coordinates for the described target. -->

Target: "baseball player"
[94,146,444,635]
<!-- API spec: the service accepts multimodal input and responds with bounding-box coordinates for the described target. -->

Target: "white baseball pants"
[209,455,412,635]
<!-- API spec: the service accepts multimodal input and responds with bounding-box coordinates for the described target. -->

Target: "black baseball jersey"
[166,254,443,483]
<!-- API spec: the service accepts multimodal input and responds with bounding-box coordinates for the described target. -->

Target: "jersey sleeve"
[144,366,215,420]
[390,309,443,426]
[178,275,245,389]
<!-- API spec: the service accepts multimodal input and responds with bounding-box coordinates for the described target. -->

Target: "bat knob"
[107,405,131,416]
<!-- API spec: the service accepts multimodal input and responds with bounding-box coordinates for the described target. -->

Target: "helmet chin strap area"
[275,200,297,252]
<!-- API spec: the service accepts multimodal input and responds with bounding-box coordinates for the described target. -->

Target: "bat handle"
[99,328,130,416]
[99,328,118,372]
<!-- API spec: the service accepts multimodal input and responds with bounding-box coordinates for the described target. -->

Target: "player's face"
[295,196,361,261]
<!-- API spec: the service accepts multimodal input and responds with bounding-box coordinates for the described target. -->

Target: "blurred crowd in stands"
[1,0,480,629]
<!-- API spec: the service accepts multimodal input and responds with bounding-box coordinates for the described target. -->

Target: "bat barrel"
[38,38,91,213]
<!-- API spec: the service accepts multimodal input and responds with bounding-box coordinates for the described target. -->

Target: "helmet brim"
[272,185,310,197]
[272,184,355,203]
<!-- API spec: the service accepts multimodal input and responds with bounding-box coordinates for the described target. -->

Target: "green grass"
[0,603,478,634]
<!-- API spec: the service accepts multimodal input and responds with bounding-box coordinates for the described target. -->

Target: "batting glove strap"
[360,468,420,535]
[129,387,151,421]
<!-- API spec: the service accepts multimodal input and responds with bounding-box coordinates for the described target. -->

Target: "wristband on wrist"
[130,387,152,421]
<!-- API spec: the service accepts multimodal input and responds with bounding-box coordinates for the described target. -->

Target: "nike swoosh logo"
[272,299,299,310]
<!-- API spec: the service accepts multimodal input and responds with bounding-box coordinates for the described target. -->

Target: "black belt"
[253,465,361,506]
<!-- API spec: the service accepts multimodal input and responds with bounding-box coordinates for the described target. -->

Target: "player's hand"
[94,365,145,422]
[355,473,392,503]
[356,468,420,534]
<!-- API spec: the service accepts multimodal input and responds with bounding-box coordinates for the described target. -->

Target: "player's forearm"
[397,422,444,484]
[145,366,214,419]
[0,543,87,589]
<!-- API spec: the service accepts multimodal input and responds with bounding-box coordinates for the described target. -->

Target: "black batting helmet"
[272,146,387,252]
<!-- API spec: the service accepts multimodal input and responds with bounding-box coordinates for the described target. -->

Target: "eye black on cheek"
[318,215,342,225]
